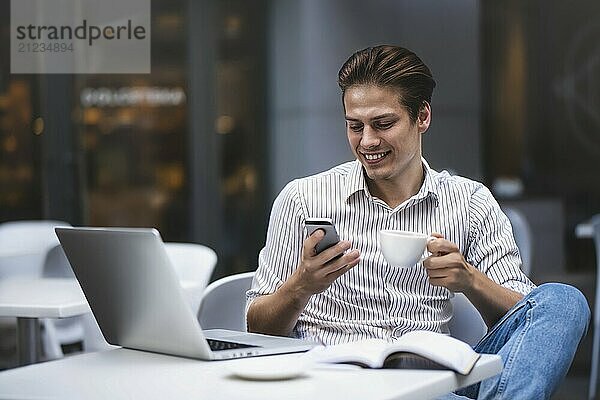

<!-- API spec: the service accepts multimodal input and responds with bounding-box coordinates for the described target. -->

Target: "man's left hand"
[422,233,476,292]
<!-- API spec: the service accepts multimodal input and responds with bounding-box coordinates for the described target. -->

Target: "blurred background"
[1,0,600,396]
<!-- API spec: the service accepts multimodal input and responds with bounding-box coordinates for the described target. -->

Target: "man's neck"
[366,163,425,209]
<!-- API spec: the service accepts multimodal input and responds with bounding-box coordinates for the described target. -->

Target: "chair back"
[448,293,488,346]
[197,271,254,332]
[502,207,533,276]
[0,220,70,279]
[164,242,218,314]
[587,215,600,399]
[164,243,217,288]
[196,272,488,344]
[42,244,75,278]
[445,207,530,347]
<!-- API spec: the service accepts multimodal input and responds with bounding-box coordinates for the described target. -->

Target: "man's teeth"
[364,152,387,160]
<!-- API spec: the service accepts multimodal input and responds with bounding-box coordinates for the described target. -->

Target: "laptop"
[55,226,315,360]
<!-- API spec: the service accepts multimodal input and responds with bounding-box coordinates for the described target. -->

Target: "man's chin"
[361,165,387,181]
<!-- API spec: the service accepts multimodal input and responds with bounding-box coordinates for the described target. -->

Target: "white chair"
[41,244,75,279]
[502,206,533,277]
[0,220,70,279]
[163,242,218,315]
[197,272,254,331]
[0,220,71,331]
[197,272,488,347]
[587,214,600,400]
[445,207,531,348]
[449,293,488,346]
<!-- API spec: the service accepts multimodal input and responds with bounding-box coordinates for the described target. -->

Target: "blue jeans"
[439,283,590,400]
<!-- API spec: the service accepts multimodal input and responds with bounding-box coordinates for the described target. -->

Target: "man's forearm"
[247,231,360,336]
[246,280,312,337]
[463,268,524,328]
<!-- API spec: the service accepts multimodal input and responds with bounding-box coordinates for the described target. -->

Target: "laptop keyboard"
[207,338,258,351]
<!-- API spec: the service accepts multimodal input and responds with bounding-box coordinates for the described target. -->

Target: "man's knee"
[528,283,591,334]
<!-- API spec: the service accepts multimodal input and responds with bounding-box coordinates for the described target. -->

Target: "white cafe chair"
[197,271,489,348]
[449,293,488,347]
[0,220,70,280]
[502,206,533,277]
[0,220,71,331]
[445,207,532,348]
[587,214,600,400]
[197,271,255,332]
[163,242,218,315]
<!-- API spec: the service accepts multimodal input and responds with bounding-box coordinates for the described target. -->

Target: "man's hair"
[338,45,436,123]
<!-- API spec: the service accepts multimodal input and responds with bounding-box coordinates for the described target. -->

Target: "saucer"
[227,357,310,381]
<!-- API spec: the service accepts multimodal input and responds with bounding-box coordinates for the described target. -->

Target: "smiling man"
[246,45,589,399]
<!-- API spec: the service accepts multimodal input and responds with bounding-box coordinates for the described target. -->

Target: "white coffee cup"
[379,230,433,267]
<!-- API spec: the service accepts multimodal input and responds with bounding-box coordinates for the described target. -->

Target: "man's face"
[344,84,430,187]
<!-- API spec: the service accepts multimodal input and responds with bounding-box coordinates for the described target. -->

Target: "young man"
[246,45,589,399]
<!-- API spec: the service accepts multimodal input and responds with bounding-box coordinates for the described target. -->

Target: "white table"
[0,278,89,366]
[0,348,502,400]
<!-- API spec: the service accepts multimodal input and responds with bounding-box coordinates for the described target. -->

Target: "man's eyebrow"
[370,113,398,120]
[344,113,398,121]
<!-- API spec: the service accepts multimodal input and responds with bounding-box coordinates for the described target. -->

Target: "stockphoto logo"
[15,19,147,47]
[11,0,151,74]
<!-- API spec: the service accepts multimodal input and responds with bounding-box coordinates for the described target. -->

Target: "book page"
[305,339,390,368]
[304,331,480,374]
[393,331,480,374]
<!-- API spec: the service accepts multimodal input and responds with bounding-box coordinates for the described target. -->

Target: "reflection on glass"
[0,0,269,279]
[74,1,189,241]
[0,78,42,221]
[215,0,268,275]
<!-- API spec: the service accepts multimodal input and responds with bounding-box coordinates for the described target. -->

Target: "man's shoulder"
[304,160,356,179]
[276,160,356,200]
[430,168,490,198]
[293,160,357,186]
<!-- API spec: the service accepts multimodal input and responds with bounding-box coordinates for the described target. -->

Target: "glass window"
[0,4,42,222]
[74,0,189,241]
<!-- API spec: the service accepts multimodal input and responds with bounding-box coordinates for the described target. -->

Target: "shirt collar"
[414,158,440,205]
[344,158,440,205]
[345,160,370,200]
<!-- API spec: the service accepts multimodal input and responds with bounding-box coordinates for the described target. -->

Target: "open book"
[305,330,480,375]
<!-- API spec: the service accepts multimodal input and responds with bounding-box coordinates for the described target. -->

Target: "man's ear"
[417,102,431,134]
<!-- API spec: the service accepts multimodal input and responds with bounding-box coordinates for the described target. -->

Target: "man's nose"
[361,126,380,148]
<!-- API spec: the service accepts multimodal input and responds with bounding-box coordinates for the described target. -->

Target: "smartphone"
[305,217,341,254]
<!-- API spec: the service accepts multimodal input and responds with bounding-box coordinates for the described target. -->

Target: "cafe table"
[0,348,502,400]
[0,277,89,366]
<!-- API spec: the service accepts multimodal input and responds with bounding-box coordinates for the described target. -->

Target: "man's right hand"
[246,230,360,337]
[288,229,361,298]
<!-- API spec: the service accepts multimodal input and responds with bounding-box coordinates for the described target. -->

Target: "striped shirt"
[247,159,535,345]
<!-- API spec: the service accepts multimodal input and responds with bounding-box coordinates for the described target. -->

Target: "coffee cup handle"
[418,236,437,264]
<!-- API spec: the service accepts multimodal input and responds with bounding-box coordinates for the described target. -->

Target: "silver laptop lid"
[55,227,214,359]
